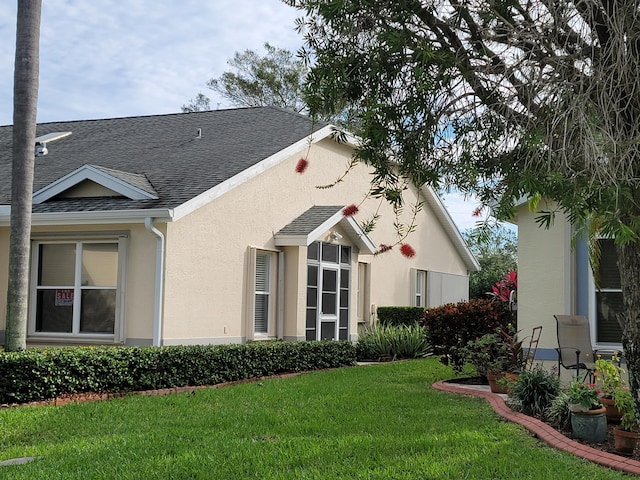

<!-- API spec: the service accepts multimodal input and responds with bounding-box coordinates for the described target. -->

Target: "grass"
[0,358,630,479]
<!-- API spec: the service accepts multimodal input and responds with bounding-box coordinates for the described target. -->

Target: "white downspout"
[145,217,165,347]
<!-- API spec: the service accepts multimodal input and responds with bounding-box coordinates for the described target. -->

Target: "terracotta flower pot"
[601,396,623,423]
[612,427,640,455]
[486,373,508,394]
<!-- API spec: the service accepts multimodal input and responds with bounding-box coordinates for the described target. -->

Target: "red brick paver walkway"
[433,380,640,476]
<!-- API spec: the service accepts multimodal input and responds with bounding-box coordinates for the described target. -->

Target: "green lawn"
[0,358,629,479]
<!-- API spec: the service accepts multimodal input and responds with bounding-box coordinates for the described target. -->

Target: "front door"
[306,241,350,341]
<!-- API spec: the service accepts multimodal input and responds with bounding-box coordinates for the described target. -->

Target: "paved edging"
[433,380,640,476]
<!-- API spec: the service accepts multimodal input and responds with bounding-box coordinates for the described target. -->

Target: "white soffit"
[32,164,158,204]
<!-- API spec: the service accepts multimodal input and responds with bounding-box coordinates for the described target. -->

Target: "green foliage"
[565,381,602,410]
[356,324,430,362]
[183,43,308,114]
[0,341,356,404]
[0,359,627,479]
[594,352,625,398]
[547,391,572,431]
[421,299,514,372]
[463,226,518,299]
[509,366,560,416]
[614,387,638,432]
[459,326,525,376]
[376,306,426,327]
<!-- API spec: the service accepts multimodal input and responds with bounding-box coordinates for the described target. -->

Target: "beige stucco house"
[0,107,478,347]
[515,201,622,361]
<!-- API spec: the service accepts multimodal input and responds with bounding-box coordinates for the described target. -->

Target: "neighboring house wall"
[159,138,472,345]
[516,201,625,360]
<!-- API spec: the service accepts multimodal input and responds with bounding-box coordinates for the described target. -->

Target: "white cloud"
[0,0,302,124]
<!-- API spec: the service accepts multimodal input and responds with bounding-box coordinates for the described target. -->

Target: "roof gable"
[32,164,158,204]
[274,205,377,254]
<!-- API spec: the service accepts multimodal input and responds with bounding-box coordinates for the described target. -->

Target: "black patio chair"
[554,314,597,382]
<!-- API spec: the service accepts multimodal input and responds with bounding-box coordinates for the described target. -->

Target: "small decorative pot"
[612,427,640,455]
[570,407,607,443]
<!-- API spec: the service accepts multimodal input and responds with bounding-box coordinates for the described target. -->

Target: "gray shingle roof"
[0,107,325,212]
[276,206,344,236]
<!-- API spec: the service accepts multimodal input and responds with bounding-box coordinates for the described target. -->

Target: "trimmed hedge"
[421,298,515,371]
[376,306,426,327]
[0,341,356,404]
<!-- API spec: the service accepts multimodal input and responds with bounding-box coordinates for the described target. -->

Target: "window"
[248,248,277,338]
[306,241,350,341]
[254,252,271,334]
[412,269,427,307]
[31,237,126,341]
[357,262,369,323]
[594,239,623,343]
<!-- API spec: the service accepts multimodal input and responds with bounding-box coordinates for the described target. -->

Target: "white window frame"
[29,233,128,344]
[247,247,277,340]
[411,268,427,307]
[588,238,623,349]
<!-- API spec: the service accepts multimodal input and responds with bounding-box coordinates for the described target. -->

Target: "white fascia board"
[171,126,337,221]
[306,210,347,245]
[343,216,377,254]
[32,165,158,204]
[273,235,307,246]
[422,185,481,272]
[0,208,173,227]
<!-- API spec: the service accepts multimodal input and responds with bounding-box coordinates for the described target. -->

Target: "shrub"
[421,299,514,371]
[356,324,430,362]
[376,306,426,327]
[0,341,357,404]
[509,366,561,416]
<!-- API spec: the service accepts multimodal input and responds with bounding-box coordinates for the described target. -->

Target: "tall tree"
[285,0,640,415]
[183,42,308,113]
[5,0,42,351]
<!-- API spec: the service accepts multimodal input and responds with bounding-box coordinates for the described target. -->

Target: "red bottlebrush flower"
[472,207,483,217]
[376,244,393,255]
[400,243,416,259]
[295,158,309,174]
[342,204,359,217]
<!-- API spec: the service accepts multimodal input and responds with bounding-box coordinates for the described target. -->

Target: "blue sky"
[0,0,489,232]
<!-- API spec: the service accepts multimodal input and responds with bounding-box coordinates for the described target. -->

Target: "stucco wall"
[0,223,158,345]
[161,138,471,344]
[516,202,573,355]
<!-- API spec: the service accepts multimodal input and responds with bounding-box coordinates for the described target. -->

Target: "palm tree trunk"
[5,0,42,351]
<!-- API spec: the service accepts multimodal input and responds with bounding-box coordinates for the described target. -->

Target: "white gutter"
[145,217,166,347]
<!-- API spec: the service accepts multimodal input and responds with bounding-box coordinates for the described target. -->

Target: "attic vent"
[34,131,72,157]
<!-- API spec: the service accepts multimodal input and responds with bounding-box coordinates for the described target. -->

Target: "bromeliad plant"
[595,352,626,399]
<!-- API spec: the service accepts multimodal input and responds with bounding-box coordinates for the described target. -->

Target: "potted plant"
[459,330,510,393]
[595,352,625,422]
[612,387,639,454]
[565,381,607,442]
